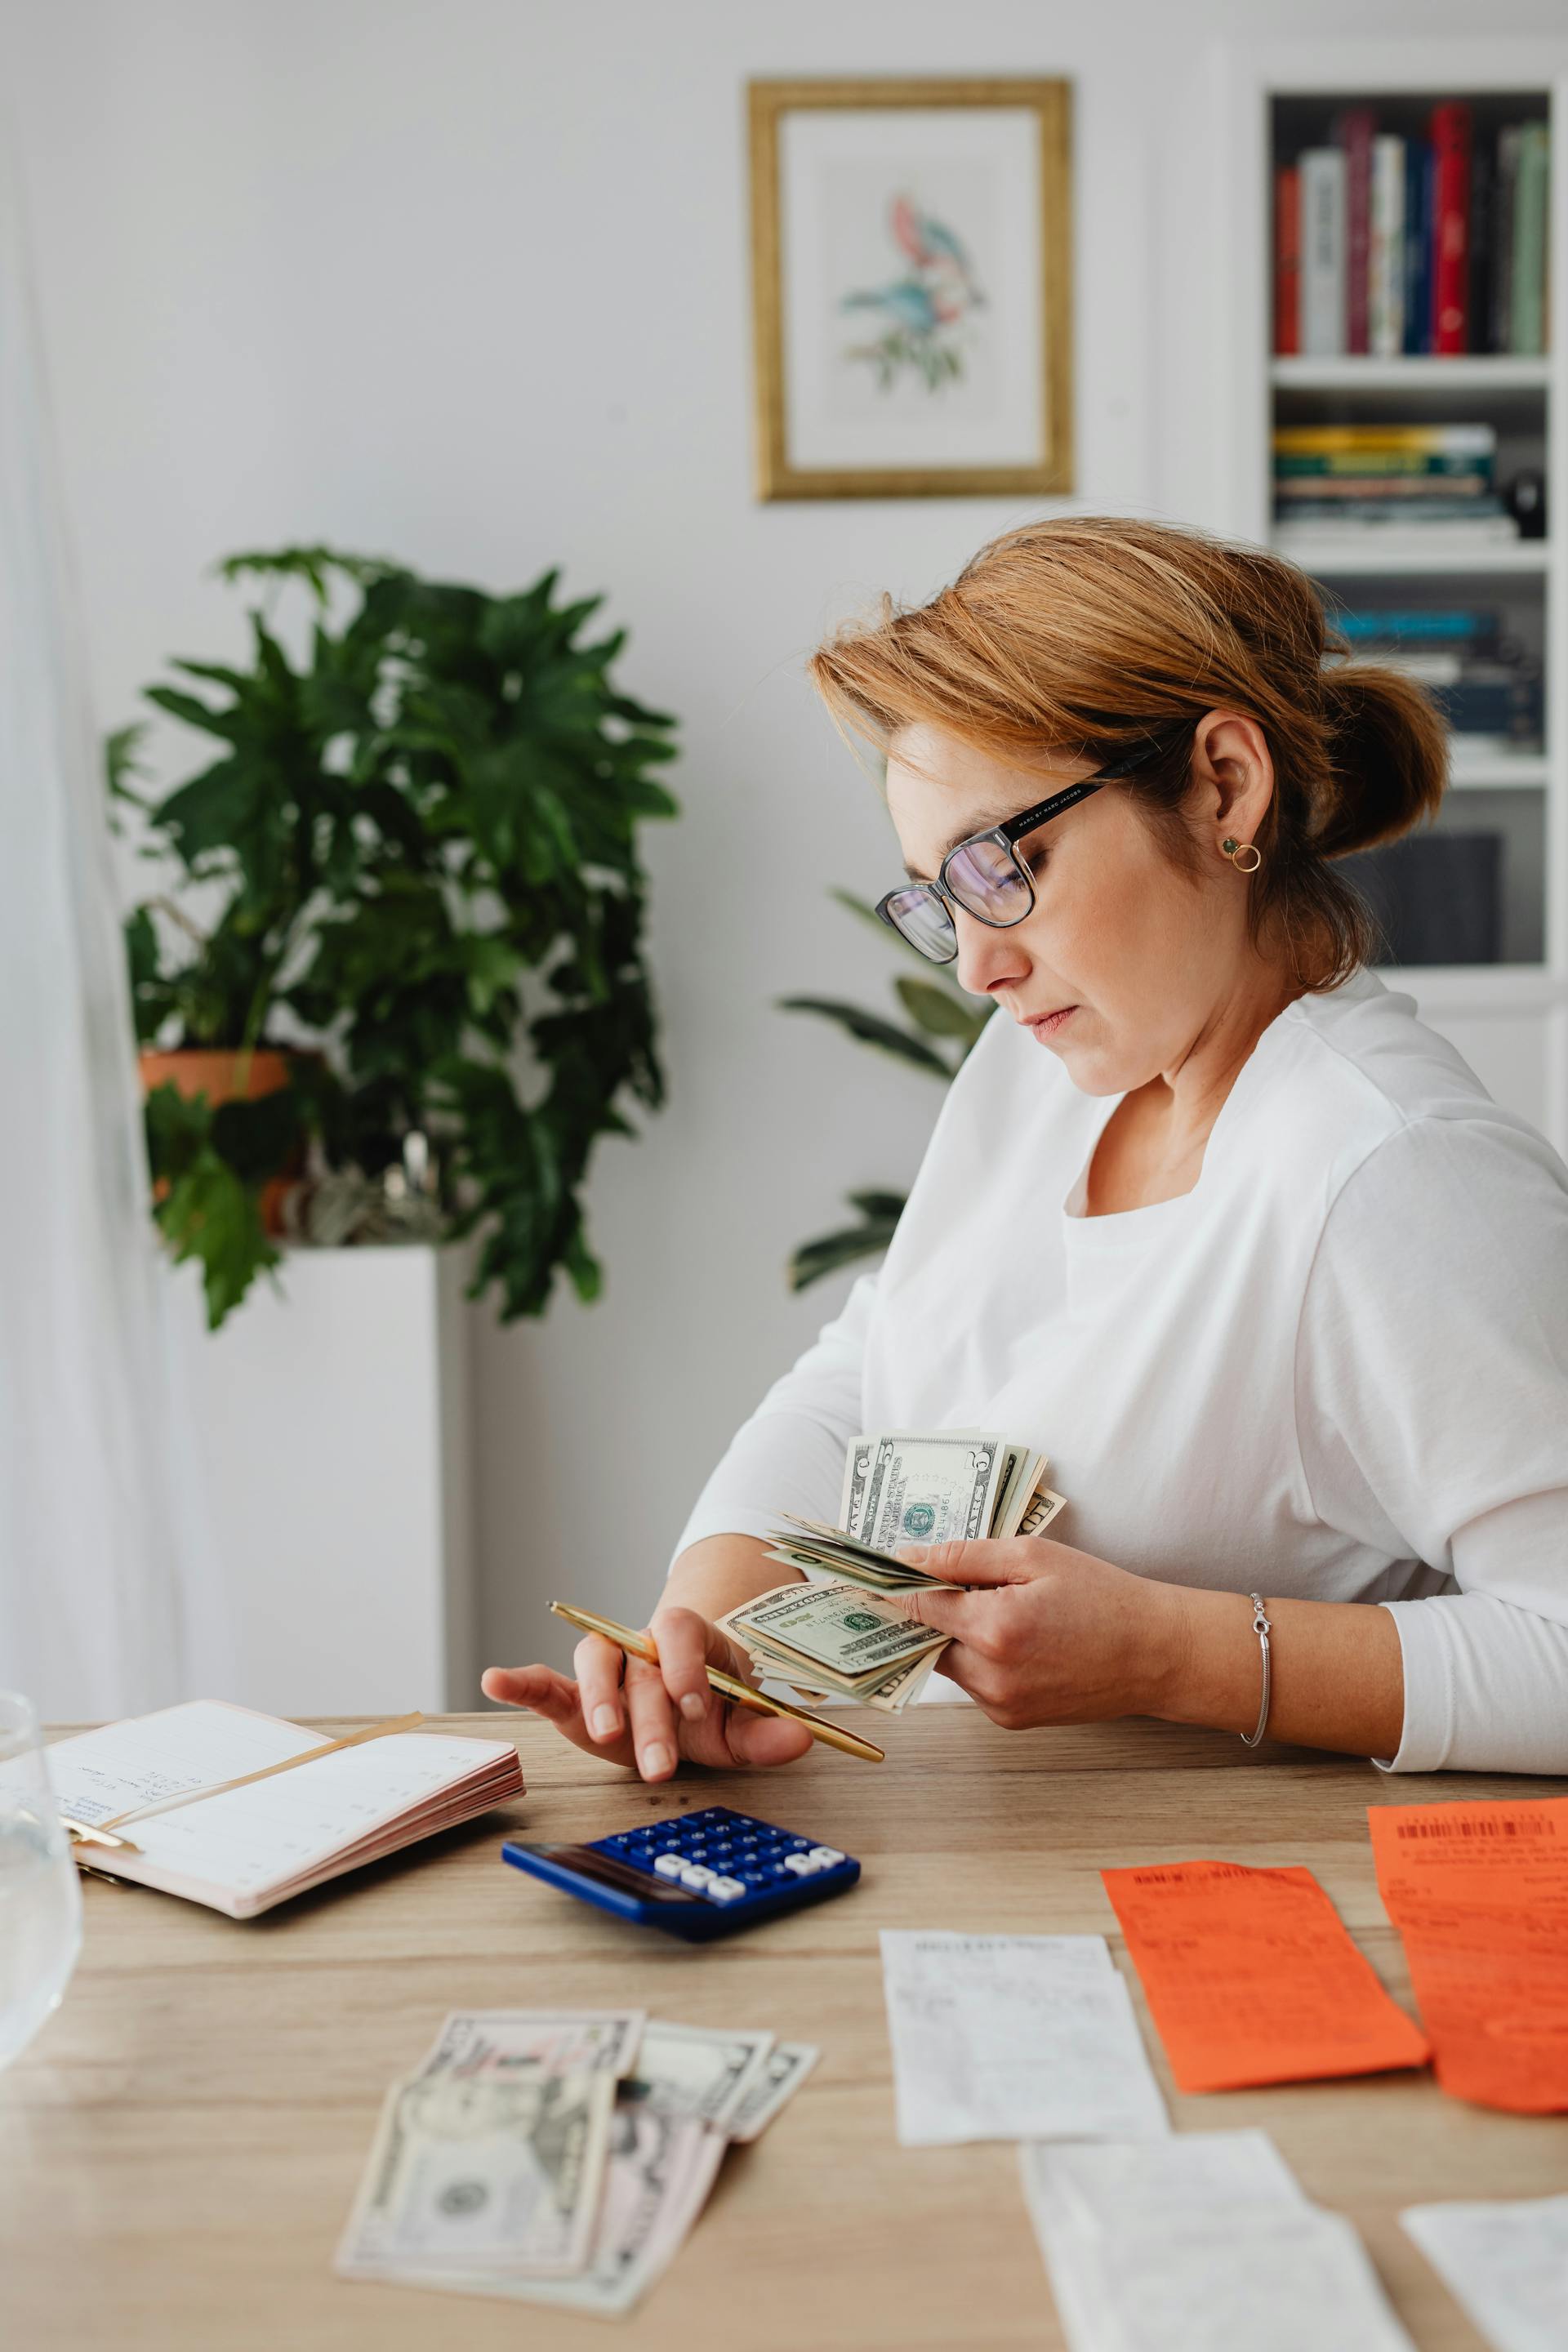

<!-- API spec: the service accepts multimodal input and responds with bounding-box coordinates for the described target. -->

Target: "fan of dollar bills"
[336,2009,817,2317]
[716,1431,1066,1717]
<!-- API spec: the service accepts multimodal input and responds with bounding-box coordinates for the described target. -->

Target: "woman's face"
[882,716,1278,1098]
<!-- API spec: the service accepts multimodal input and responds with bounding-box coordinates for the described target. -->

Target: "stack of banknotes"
[336,2008,817,2318]
[716,1430,1067,1715]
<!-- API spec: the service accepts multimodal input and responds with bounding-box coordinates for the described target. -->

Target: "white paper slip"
[1402,2195,1568,2352]
[879,1931,1168,2146]
[1021,2132,1311,2352]
[1022,2137,1414,2352]
[1022,2129,1307,2234]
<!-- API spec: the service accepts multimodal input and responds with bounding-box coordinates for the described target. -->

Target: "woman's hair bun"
[1312,660,1449,860]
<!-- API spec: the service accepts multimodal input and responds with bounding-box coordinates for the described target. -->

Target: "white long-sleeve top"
[672,966,1568,1774]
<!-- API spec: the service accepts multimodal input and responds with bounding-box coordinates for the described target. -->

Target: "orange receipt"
[1368,1797,1568,2114]
[1102,1859,1430,2094]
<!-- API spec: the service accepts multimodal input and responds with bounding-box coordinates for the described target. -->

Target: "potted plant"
[112,546,678,1327]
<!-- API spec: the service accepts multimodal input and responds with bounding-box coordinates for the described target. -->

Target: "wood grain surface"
[7,1708,1567,2350]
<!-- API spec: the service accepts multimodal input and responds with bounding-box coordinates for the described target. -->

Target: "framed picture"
[748,77,1073,501]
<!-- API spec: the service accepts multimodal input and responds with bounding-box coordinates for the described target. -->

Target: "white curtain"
[0,148,212,1719]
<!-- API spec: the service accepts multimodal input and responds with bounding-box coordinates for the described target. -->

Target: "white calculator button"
[706,1877,746,1903]
[679,1864,715,1888]
[653,1853,685,1878]
[808,1846,844,1867]
[782,1852,815,1876]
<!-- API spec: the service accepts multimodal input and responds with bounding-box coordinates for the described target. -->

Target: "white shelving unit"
[1208,38,1568,1152]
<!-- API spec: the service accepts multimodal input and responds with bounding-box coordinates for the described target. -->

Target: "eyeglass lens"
[883,886,958,962]
[942,835,1032,924]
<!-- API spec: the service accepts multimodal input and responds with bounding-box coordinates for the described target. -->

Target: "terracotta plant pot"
[139,1049,301,1236]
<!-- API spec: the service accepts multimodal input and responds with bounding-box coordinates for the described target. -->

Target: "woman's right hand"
[480,1604,813,1783]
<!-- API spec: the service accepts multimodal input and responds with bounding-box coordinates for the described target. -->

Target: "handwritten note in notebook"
[878,1931,1168,2146]
[1369,1797,1568,2114]
[38,1701,523,1918]
[1102,1860,1429,2092]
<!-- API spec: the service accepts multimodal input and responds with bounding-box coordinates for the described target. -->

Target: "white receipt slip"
[1402,2196,1568,2352]
[1022,2132,1415,2352]
[878,1931,1168,2147]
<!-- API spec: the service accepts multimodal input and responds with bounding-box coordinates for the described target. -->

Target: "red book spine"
[1430,101,1472,352]
[1273,165,1301,354]
[1335,108,1376,353]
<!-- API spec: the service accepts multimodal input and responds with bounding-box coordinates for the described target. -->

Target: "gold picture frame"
[749,77,1074,501]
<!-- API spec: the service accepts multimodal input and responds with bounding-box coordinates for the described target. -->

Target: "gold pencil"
[549,1601,885,1764]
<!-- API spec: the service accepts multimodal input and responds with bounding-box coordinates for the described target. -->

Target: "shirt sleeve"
[1293,1111,1568,1774]
[666,1272,875,1570]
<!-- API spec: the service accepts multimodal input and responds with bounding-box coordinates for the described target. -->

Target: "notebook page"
[38,1700,326,1825]
[121,1732,514,1904]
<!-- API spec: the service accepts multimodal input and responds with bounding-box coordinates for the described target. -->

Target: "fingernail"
[590,1704,619,1740]
[642,1743,674,1778]
[895,1544,929,1562]
[679,1692,705,1722]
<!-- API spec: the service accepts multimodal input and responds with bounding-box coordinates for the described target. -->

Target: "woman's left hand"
[891,1536,1185,1730]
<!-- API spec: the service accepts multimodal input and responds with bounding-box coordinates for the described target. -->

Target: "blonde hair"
[808,514,1450,989]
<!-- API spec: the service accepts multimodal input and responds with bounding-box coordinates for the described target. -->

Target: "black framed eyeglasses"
[874,730,1187,965]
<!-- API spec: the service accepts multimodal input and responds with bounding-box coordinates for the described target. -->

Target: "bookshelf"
[1209,38,1568,1152]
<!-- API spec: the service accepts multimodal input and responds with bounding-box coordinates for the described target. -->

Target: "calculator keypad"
[595,1808,854,1907]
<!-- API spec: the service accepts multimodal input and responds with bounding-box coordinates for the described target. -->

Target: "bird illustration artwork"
[840,191,986,392]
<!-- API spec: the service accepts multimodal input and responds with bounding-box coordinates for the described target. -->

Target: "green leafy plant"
[780,889,992,1287]
[114,546,679,1327]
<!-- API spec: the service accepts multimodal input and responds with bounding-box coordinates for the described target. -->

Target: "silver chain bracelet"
[1240,1592,1272,1748]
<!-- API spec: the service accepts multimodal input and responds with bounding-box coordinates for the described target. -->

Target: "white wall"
[6,0,1563,1686]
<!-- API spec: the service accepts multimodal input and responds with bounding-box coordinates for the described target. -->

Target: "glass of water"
[0,1691,82,2069]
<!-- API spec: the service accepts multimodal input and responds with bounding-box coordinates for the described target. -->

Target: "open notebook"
[43,1700,524,1918]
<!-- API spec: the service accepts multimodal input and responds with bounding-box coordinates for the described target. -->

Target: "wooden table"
[7,1710,1567,2350]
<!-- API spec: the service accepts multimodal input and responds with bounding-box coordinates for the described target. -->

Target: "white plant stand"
[172,1245,475,1717]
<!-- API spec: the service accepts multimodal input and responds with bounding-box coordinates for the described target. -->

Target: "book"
[1468,131,1494,356]
[1368,135,1405,358]
[42,1699,523,1918]
[1275,517,1521,557]
[1273,164,1300,355]
[1402,136,1432,354]
[1334,107,1377,354]
[1512,122,1549,355]
[1274,497,1510,525]
[1335,606,1500,648]
[1300,149,1347,356]
[1494,126,1520,355]
[1273,424,1495,458]
[1430,102,1472,353]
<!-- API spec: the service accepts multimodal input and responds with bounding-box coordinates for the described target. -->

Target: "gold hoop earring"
[1220,838,1263,875]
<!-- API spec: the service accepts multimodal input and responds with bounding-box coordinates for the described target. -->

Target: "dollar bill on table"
[416,2007,647,2082]
[372,2020,817,2319]
[335,2065,618,2278]
[729,2041,820,2142]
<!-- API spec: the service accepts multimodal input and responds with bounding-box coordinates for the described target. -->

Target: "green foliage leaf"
[142,1082,279,1327]
[894,975,992,1048]
[777,996,952,1076]
[110,546,680,1327]
[788,1192,905,1290]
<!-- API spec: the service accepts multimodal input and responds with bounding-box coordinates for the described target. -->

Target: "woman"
[484,516,1568,1781]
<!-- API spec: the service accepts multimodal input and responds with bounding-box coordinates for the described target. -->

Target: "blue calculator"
[501,1806,860,1941]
